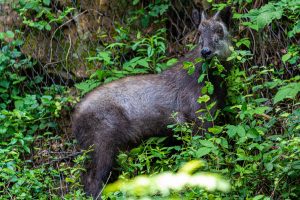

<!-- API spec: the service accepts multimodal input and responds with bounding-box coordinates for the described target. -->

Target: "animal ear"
[192,9,201,26]
[218,7,232,27]
[212,10,221,20]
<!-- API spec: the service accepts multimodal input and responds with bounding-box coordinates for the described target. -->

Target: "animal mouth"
[202,53,216,60]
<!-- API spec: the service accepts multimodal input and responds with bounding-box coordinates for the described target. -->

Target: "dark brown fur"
[72,9,231,199]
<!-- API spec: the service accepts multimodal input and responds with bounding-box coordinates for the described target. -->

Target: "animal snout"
[201,47,212,58]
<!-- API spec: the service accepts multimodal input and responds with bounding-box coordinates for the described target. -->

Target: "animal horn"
[213,10,221,20]
[201,11,207,21]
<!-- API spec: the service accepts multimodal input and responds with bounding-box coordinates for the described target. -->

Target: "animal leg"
[82,137,116,199]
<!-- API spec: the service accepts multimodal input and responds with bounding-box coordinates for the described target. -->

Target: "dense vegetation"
[0,0,299,199]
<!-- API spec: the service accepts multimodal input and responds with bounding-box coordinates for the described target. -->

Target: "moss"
[21,33,49,63]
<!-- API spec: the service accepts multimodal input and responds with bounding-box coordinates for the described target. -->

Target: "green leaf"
[0,32,4,40]
[45,24,51,31]
[14,100,24,109]
[0,81,10,89]
[6,31,15,38]
[226,125,237,138]
[220,138,229,149]
[99,51,112,64]
[282,53,291,63]
[253,106,270,115]
[133,0,140,5]
[206,82,214,95]
[237,136,247,144]
[197,95,210,103]
[247,128,259,139]
[137,59,149,68]
[196,147,211,157]
[0,127,7,134]
[183,61,195,75]
[208,126,223,134]
[75,80,101,95]
[265,163,273,171]
[166,58,178,66]
[43,0,50,6]
[198,73,206,83]
[292,161,300,170]
[273,82,300,104]
[253,195,267,200]
[24,145,31,153]
[241,3,284,30]
[236,125,246,137]
[200,140,214,148]
[288,20,300,37]
[236,148,247,160]
[236,38,251,48]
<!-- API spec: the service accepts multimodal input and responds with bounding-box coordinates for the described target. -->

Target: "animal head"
[193,8,232,60]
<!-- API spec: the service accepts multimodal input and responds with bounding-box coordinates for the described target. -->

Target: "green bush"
[0,0,299,199]
[0,32,88,199]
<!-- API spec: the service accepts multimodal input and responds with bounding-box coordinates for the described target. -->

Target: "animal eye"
[215,27,224,36]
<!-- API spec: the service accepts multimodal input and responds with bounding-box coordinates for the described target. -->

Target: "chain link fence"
[0,0,203,177]
[1,1,298,141]
[1,0,205,88]
[1,0,299,143]
[1,0,298,87]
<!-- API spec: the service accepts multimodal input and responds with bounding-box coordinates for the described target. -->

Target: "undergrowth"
[0,0,299,199]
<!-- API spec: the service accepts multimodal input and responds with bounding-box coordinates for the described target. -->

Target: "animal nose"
[201,47,212,58]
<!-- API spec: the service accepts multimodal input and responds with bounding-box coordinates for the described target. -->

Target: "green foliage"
[1,0,299,199]
[273,82,300,104]
[236,0,300,37]
[240,3,283,31]
[104,160,230,199]
[282,45,300,65]
[15,0,74,30]
[76,28,176,95]
[110,2,300,197]
[0,32,87,199]
[131,0,170,27]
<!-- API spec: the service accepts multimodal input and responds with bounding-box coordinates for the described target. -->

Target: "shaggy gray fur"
[72,8,231,199]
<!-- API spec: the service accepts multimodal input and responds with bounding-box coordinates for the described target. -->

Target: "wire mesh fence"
[1,0,299,142]
[0,0,298,143]
[1,0,299,197]
[2,0,298,89]
[1,0,204,88]
[0,1,203,178]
